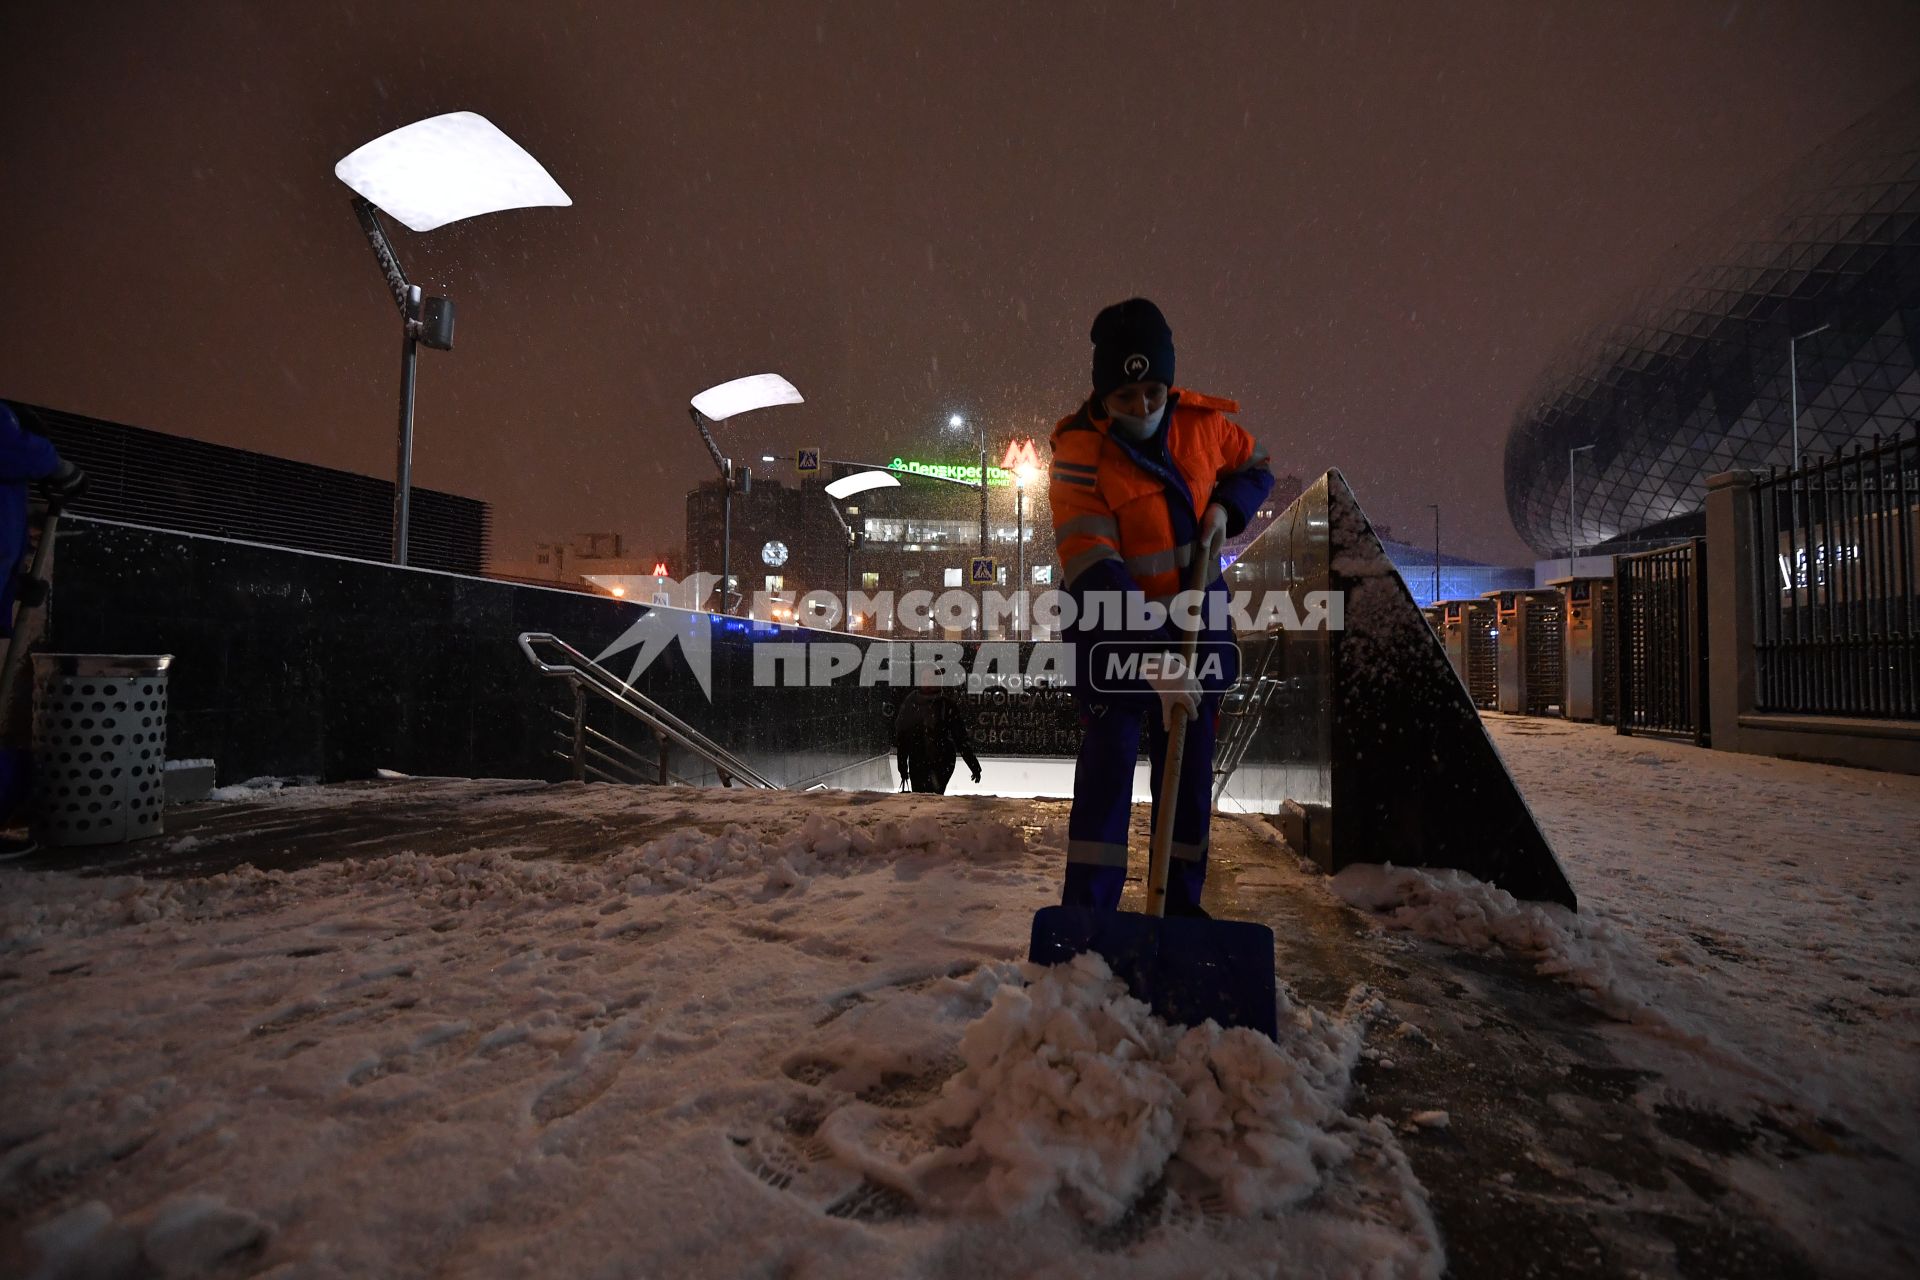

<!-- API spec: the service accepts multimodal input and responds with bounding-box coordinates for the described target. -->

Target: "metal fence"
[1616,539,1709,742]
[1750,427,1919,719]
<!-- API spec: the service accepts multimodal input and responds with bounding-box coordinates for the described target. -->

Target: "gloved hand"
[43,459,87,505]
[970,765,982,784]
[1197,503,1229,574]
[1145,663,1200,733]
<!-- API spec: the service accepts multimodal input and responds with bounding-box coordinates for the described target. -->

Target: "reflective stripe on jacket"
[1048,387,1273,599]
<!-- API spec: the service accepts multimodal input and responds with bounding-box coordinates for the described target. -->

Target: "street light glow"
[948,414,964,428]
[334,111,572,233]
[691,374,805,422]
[825,470,902,500]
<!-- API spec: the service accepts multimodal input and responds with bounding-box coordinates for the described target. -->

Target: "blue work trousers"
[1061,694,1219,913]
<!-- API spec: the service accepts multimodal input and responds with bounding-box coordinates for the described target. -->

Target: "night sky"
[4,1,1917,568]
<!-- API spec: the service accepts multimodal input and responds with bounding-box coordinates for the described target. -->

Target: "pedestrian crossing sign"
[969,556,997,585]
[796,448,820,473]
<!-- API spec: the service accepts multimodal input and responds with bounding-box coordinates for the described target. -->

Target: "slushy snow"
[2,793,1441,1279]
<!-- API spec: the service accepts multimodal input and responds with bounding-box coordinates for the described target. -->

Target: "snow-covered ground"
[1336,716,1920,1277]
[3,717,1916,1278]
[2,789,1438,1279]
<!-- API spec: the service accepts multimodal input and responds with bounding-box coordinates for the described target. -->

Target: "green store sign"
[888,457,1014,487]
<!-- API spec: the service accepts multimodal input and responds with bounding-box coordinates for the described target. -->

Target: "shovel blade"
[1028,906,1278,1040]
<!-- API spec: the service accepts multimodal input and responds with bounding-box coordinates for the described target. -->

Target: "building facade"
[683,450,1059,631]
[15,402,491,574]
[1505,84,1919,557]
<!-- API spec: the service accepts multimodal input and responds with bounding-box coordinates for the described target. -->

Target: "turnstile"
[1550,576,1616,724]
[1484,588,1564,716]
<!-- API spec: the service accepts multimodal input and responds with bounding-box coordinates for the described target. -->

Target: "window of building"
[861,572,879,590]
[765,575,783,592]
[1033,565,1052,584]
[944,568,963,588]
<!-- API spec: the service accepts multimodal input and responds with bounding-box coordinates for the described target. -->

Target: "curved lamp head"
[335,111,572,233]
[825,471,902,501]
[691,374,804,422]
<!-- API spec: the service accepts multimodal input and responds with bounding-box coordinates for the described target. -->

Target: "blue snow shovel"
[1028,553,1278,1040]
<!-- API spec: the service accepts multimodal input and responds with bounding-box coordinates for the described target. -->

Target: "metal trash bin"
[31,654,173,845]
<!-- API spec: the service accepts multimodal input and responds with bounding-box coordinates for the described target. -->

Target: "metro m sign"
[1000,438,1041,472]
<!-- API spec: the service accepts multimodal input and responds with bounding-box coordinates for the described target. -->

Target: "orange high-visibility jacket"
[1049,388,1273,602]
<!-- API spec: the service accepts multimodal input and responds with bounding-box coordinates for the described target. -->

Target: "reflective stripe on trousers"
[1061,696,1218,912]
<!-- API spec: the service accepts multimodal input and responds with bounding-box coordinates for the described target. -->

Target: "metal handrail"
[519,632,779,789]
[1212,673,1283,804]
[789,751,897,792]
[544,710,705,788]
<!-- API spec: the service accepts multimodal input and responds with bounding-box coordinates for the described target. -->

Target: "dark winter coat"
[893,688,982,794]
[0,403,61,628]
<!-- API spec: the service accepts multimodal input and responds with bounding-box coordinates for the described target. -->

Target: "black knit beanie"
[1090,298,1175,399]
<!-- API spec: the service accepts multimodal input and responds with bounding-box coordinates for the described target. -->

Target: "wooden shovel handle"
[1144,550,1211,917]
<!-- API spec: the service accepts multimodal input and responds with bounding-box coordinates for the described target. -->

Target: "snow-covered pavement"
[1,788,1438,1279]
[1,718,1915,1278]
[1334,716,1920,1279]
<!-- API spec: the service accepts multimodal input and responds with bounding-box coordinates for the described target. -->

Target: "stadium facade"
[1506,84,1920,558]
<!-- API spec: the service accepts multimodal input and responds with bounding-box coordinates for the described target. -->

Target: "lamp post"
[949,414,989,557]
[689,374,804,616]
[1790,322,1830,470]
[334,111,571,565]
[824,470,901,632]
[1568,444,1595,577]
[949,413,992,637]
[1427,504,1440,606]
[1014,465,1038,637]
[822,498,860,631]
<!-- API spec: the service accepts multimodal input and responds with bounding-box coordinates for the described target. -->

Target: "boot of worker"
[1061,702,1142,909]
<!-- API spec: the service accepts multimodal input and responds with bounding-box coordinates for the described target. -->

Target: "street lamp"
[1568,444,1595,577]
[946,413,991,636]
[689,374,804,616]
[824,471,902,501]
[945,413,990,558]
[335,111,571,565]
[1427,504,1440,607]
[1015,464,1040,637]
[1790,322,1830,470]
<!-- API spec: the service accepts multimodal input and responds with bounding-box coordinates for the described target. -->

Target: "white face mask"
[1108,404,1165,441]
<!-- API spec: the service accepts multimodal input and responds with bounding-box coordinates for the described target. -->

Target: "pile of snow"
[26,1194,270,1280]
[0,867,281,948]
[930,954,1390,1223]
[1331,863,1681,1029]
[2,794,1443,1278]
[330,811,1033,909]
[206,776,315,801]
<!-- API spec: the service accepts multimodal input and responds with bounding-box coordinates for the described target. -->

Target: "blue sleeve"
[0,403,62,482]
[1211,465,1276,537]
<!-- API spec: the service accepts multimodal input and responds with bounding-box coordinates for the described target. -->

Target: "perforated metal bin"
[30,654,172,845]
